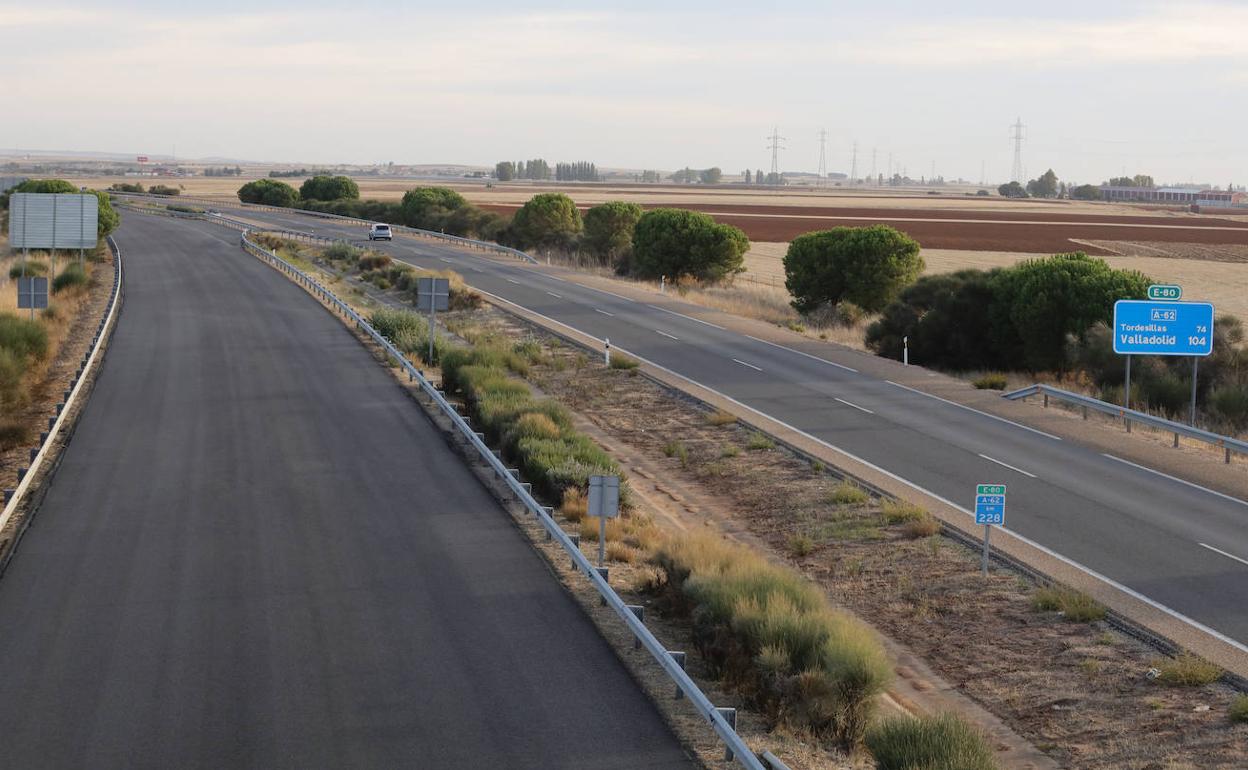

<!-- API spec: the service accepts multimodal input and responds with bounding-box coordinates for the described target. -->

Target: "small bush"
[560,487,588,521]
[720,444,741,458]
[0,417,28,450]
[972,373,1008,390]
[324,242,363,263]
[358,253,392,271]
[706,409,737,426]
[828,482,869,505]
[52,263,89,293]
[788,533,815,556]
[1151,652,1222,687]
[663,440,689,466]
[1031,586,1107,622]
[1229,694,1248,723]
[746,432,774,451]
[0,314,50,362]
[607,541,641,563]
[608,354,639,370]
[866,712,999,770]
[882,500,926,524]
[901,514,941,539]
[8,260,48,279]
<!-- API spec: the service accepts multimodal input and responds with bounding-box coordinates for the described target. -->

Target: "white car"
[368,224,393,241]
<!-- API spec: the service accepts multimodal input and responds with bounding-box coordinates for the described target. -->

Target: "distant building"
[1100,185,1245,206]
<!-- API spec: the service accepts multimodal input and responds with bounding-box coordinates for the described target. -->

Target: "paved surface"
[0,213,693,770]
[232,207,1248,650]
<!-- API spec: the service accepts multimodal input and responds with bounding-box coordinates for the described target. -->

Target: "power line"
[849,140,858,185]
[870,147,877,186]
[767,126,787,176]
[817,128,828,181]
[1010,117,1026,183]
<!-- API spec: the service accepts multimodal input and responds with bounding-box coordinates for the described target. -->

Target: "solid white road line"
[732,358,763,372]
[835,397,874,414]
[452,287,1248,657]
[978,453,1038,478]
[506,278,521,284]
[1102,454,1248,508]
[439,257,453,263]
[651,305,727,330]
[546,291,563,299]
[655,329,679,340]
[594,308,615,317]
[545,274,569,283]
[746,335,858,372]
[885,380,1063,441]
[1199,542,1248,567]
[586,286,637,303]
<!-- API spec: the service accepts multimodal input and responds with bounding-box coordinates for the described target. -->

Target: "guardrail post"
[1043,393,1049,408]
[716,708,738,761]
[668,651,687,698]
[595,567,609,605]
[568,534,580,565]
[627,605,644,649]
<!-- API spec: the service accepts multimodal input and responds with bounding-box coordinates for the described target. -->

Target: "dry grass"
[901,514,941,539]
[706,408,738,426]
[1031,586,1107,622]
[827,481,869,506]
[1151,652,1223,687]
[881,500,927,524]
[560,487,588,521]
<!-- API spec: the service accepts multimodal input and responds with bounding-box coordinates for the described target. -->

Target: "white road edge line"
[506,278,521,284]
[732,358,763,372]
[1199,542,1248,567]
[655,329,679,340]
[585,286,637,303]
[746,335,858,372]
[651,305,726,330]
[594,308,615,317]
[835,397,874,414]
[471,287,1248,658]
[1102,454,1248,508]
[438,257,453,263]
[978,453,1038,478]
[546,291,563,299]
[885,380,1064,442]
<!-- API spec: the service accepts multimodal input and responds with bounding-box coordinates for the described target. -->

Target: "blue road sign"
[1113,300,1214,357]
[975,493,1006,525]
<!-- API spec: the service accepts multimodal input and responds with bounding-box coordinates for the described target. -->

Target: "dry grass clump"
[1151,652,1223,687]
[827,481,869,506]
[1229,694,1248,723]
[788,534,816,556]
[606,541,642,563]
[881,500,926,524]
[649,533,891,749]
[560,487,588,522]
[746,432,775,451]
[608,354,640,370]
[706,409,738,426]
[972,373,1009,390]
[865,712,999,770]
[901,514,941,539]
[579,515,627,543]
[1031,586,1107,622]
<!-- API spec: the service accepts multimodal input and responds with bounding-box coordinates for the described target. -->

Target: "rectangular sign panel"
[17,277,49,309]
[588,474,620,519]
[974,483,1006,525]
[416,277,450,312]
[976,484,1006,496]
[8,193,98,249]
[1112,300,1214,357]
[1147,284,1182,301]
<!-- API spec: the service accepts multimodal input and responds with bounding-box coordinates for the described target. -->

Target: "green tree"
[699,167,723,184]
[743,169,752,184]
[1071,184,1101,200]
[510,192,582,250]
[1026,169,1059,198]
[756,169,765,185]
[865,270,999,368]
[495,161,515,181]
[13,179,76,194]
[784,225,924,314]
[399,187,468,230]
[998,181,1028,198]
[582,201,643,265]
[238,179,299,207]
[11,180,118,237]
[299,175,359,201]
[630,208,749,282]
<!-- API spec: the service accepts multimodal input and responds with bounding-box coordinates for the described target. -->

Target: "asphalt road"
[0,213,694,770]
[231,207,1248,650]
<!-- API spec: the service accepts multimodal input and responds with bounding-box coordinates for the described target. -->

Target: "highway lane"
[224,208,1248,649]
[0,213,694,770]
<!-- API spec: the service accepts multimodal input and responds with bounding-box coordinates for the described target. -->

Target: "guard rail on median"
[109,192,538,264]
[1003,383,1248,463]
[228,224,764,768]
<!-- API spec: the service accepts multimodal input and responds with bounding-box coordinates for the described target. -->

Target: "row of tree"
[554,162,599,182]
[494,160,551,181]
[237,175,360,206]
[742,170,784,185]
[204,167,243,177]
[999,171,1165,200]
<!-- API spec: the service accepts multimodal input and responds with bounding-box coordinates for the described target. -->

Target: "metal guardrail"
[0,237,124,543]
[222,223,763,768]
[109,192,538,264]
[1003,383,1248,463]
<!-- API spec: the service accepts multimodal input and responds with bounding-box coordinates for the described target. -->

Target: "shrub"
[357,253,392,271]
[299,175,359,201]
[630,208,749,282]
[399,187,469,230]
[582,201,643,266]
[324,242,363,263]
[829,482,868,505]
[0,314,49,362]
[1031,586,1107,622]
[52,263,89,293]
[0,417,28,450]
[663,440,689,466]
[1151,652,1222,687]
[746,432,774,451]
[237,179,299,207]
[866,270,1000,369]
[720,444,741,458]
[785,226,923,314]
[650,533,891,747]
[609,355,639,370]
[901,514,940,539]
[706,409,737,426]
[560,487,588,521]
[973,373,1008,390]
[148,184,180,196]
[882,500,926,524]
[788,533,815,556]
[866,712,999,770]
[9,260,48,278]
[1207,384,1248,431]
[1229,694,1248,723]
[510,193,582,251]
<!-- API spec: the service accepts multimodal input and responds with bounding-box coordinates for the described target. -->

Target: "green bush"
[400,187,469,231]
[784,225,923,314]
[865,270,999,369]
[358,253,392,271]
[651,533,890,748]
[973,373,1008,390]
[1229,694,1248,723]
[629,208,749,282]
[866,712,998,770]
[510,193,582,251]
[9,260,48,279]
[148,184,180,196]
[238,179,299,207]
[0,314,49,362]
[323,242,363,263]
[0,416,28,450]
[582,201,643,265]
[299,175,359,201]
[1208,384,1248,430]
[1151,652,1222,686]
[1031,586,1106,622]
[609,355,639,370]
[52,263,89,293]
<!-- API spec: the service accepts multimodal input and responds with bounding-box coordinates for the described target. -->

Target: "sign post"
[974,483,1006,576]
[416,277,450,363]
[588,475,620,567]
[17,277,49,321]
[1113,297,1213,425]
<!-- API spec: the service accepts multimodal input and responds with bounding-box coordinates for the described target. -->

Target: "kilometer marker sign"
[975,483,1006,576]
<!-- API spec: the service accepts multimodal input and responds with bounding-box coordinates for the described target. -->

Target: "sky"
[2,0,1245,185]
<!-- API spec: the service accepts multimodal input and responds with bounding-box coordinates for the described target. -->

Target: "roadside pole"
[588,475,620,567]
[903,336,909,366]
[974,483,1006,577]
[604,338,611,366]
[1124,354,1131,410]
[416,277,449,364]
[1190,356,1199,426]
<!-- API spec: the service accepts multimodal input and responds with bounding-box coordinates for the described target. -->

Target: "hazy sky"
[3,1,1245,185]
